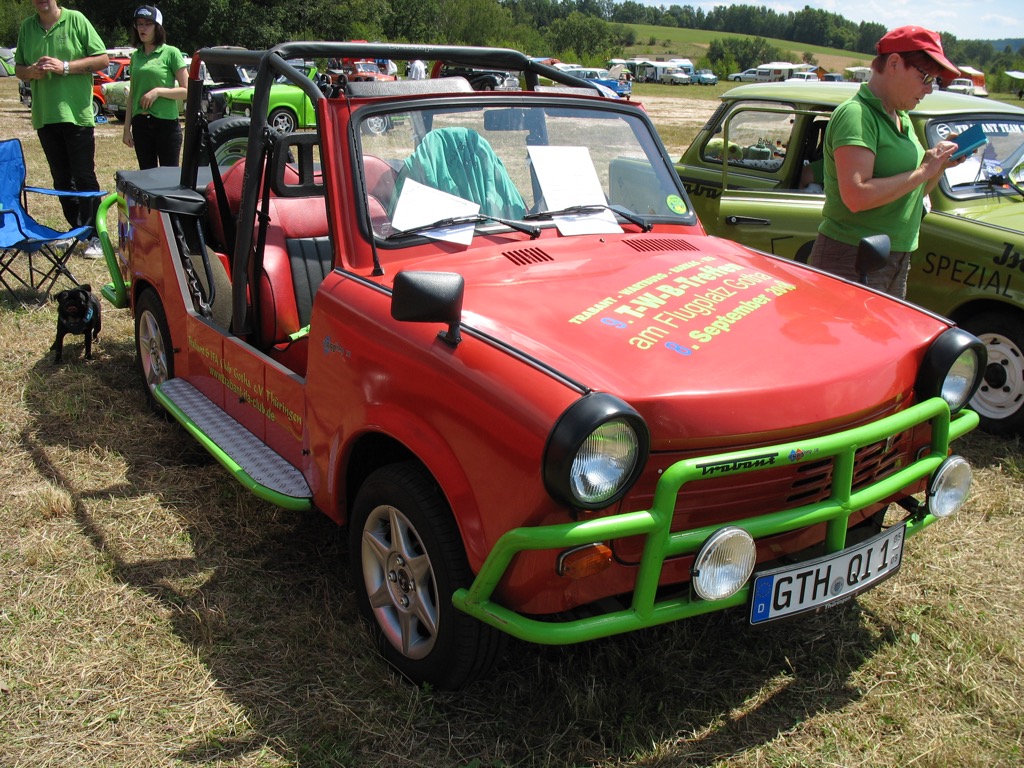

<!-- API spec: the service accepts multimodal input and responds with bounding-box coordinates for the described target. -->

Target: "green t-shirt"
[15,9,106,130]
[129,44,185,121]
[819,83,926,252]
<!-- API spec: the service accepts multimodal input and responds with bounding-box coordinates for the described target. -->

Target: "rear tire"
[349,462,504,689]
[961,311,1024,435]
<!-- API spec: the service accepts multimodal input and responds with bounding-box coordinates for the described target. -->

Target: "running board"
[155,378,313,511]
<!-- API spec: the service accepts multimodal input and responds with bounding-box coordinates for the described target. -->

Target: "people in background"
[15,0,109,258]
[123,6,187,169]
[409,59,426,80]
[808,26,963,298]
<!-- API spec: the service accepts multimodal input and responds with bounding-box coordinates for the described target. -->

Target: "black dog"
[52,285,101,363]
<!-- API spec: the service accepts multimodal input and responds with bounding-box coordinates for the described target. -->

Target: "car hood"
[205,61,250,86]
[401,233,949,444]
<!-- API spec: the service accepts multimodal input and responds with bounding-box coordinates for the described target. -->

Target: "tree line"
[4,0,1022,88]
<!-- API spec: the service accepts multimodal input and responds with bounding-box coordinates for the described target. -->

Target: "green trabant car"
[676,82,1024,435]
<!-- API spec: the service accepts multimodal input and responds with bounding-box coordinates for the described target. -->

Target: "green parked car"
[676,82,1024,435]
[223,62,322,133]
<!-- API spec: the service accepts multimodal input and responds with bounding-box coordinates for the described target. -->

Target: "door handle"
[725,215,770,225]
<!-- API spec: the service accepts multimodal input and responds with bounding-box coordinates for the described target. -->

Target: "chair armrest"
[24,187,108,199]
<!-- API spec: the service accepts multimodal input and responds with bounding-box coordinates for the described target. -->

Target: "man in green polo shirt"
[15,0,109,258]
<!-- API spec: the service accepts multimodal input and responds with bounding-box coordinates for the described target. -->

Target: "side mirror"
[391,271,464,346]
[856,234,890,284]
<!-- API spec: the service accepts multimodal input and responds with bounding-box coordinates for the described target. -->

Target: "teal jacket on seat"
[392,127,527,220]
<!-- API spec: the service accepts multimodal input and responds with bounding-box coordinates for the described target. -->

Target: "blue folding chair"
[0,138,106,303]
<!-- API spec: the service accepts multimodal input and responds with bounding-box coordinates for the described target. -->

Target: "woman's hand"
[123,125,134,148]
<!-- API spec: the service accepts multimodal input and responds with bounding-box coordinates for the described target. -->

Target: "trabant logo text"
[698,452,777,476]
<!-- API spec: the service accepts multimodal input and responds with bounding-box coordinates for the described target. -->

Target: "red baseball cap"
[876,26,959,80]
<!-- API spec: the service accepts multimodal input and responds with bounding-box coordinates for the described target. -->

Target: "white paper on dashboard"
[391,178,480,245]
[527,145,622,235]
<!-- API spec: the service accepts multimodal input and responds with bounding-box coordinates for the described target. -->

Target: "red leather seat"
[204,160,301,251]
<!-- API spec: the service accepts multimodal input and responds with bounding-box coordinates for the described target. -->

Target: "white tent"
[1006,71,1024,80]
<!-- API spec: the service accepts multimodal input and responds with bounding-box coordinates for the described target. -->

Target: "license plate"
[750,522,906,624]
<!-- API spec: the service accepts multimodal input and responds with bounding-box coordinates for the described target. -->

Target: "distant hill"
[988,39,1024,52]
[623,23,872,71]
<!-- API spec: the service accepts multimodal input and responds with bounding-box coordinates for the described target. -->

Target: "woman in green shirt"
[123,6,186,168]
[809,26,963,298]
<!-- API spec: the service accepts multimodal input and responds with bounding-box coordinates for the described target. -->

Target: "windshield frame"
[348,94,697,248]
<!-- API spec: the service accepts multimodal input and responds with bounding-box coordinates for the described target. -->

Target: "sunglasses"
[911,64,936,86]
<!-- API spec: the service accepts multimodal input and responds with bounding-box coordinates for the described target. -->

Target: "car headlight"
[927,455,972,518]
[544,393,649,509]
[915,327,986,412]
[692,527,756,601]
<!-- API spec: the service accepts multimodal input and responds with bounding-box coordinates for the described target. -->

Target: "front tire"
[962,311,1024,435]
[268,107,297,134]
[349,462,504,689]
[134,289,173,414]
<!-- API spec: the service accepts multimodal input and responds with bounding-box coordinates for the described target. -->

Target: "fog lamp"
[927,455,972,518]
[692,527,756,601]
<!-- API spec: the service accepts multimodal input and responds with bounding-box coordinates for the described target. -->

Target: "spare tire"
[199,116,251,167]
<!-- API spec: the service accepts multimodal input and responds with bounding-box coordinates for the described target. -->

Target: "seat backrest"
[0,140,29,242]
[203,157,303,251]
[256,193,331,349]
[0,139,27,207]
[393,127,527,220]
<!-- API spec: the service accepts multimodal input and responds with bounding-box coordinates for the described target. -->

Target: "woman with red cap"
[808,26,964,298]
[123,5,187,168]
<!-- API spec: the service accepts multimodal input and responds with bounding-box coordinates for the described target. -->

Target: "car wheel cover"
[138,309,169,390]
[972,331,1024,419]
[360,503,440,660]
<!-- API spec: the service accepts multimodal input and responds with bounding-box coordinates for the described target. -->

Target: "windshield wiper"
[387,213,540,240]
[524,204,654,232]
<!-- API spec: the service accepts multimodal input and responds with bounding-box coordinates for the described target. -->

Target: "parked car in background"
[0,46,14,76]
[101,79,130,121]
[342,60,396,83]
[434,64,519,91]
[223,62,323,133]
[947,78,977,96]
[571,66,631,98]
[694,68,718,85]
[102,42,982,689]
[104,56,131,83]
[822,72,845,82]
[785,72,819,83]
[660,67,691,85]
[728,68,758,82]
[202,59,255,121]
[675,81,1024,434]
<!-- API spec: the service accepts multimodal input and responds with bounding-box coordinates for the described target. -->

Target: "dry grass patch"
[1,76,1023,767]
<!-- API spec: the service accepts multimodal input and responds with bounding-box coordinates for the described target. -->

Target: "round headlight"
[927,455,972,518]
[942,349,981,410]
[569,420,640,505]
[916,328,986,412]
[692,527,756,601]
[544,393,649,510]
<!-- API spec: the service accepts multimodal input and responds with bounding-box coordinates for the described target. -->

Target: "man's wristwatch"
[63,61,70,76]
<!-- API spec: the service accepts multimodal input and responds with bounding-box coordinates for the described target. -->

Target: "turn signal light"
[557,543,613,579]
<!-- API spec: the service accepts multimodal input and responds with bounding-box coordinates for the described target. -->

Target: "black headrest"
[270,132,324,198]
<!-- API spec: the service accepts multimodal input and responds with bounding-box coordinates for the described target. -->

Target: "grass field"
[2,73,1024,767]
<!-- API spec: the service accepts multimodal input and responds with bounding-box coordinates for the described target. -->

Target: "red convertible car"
[98,42,983,688]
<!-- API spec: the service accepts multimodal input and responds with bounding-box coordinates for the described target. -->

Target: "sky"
[673,1,1023,43]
